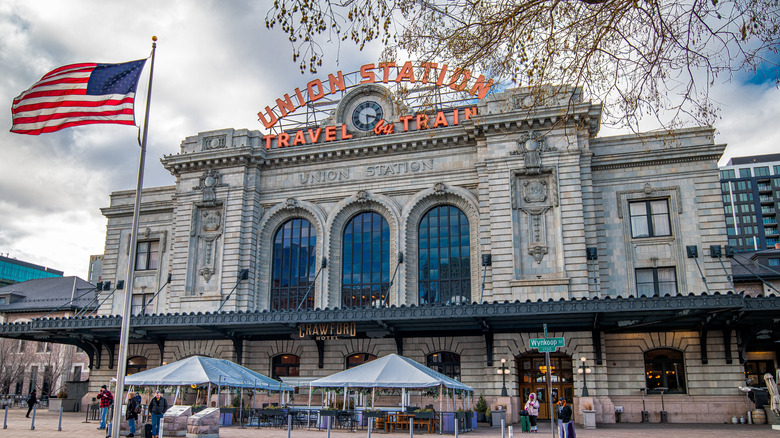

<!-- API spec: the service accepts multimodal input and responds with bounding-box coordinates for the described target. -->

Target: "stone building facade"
[4,73,778,424]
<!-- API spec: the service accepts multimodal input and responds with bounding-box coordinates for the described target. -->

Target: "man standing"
[556,397,573,438]
[126,391,140,437]
[148,390,169,438]
[97,384,113,430]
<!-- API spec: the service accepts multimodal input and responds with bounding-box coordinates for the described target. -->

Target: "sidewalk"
[2,406,776,438]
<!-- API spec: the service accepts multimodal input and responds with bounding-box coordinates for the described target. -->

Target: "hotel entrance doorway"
[516,354,574,420]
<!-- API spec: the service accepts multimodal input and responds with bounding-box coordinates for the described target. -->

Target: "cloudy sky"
[1,1,778,278]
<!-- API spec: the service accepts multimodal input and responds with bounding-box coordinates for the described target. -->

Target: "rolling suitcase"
[144,423,153,438]
[520,415,530,432]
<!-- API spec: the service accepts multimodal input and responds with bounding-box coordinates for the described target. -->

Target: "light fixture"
[497,358,510,396]
[577,356,592,396]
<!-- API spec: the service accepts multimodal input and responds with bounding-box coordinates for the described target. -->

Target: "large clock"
[336,84,394,136]
[351,100,384,131]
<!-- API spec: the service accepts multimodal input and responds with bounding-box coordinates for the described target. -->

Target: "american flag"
[11,59,147,135]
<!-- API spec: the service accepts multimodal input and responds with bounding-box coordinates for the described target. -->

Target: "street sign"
[529,337,565,352]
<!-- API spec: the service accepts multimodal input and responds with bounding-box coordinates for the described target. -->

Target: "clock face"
[351,100,384,131]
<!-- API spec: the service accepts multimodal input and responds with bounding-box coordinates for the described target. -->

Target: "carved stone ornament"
[512,130,556,175]
[433,182,447,196]
[193,169,227,206]
[203,135,227,151]
[356,190,370,203]
[528,246,548,264]
[201,210,222,233]
[523,180,548,204]
[199,267,215,282]
[285,198,299,209]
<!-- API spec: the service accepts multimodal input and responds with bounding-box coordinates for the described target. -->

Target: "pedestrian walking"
[126,391,140,437]
[96,384,113,430]
[524,392,540,432]
[148,390,169,438]
[25,388,37,418]
[557,397,573,438]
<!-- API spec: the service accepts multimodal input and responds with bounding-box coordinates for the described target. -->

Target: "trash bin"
[660,410,668,423]
[491,410,506,427]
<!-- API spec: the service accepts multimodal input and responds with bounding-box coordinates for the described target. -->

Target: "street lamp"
[577,357,592,396]
[496,358,510,396]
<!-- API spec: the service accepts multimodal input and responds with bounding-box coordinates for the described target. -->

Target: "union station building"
[2,62,778,424]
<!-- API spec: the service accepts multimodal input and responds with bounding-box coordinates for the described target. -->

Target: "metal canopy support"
[315,339,325,368]
[592,313,603,365]
[484,331,494,367]
[699,328,709,365]
[106,341,116,369]
[232,335,244,364]
[94,342,103,369]
[723,328,733,365]
[394,335,404,356]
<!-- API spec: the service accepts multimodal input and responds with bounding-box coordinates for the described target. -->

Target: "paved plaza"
[2,407,777,438]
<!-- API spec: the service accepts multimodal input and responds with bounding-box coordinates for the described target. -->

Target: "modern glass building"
[0,255,63,287]
[719,153,780,252]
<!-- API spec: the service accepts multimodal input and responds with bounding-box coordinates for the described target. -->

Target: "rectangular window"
[629,200,671,238]
[769,259,780,267]
[755,166,770,177]
[636,267,678,296]
[774,165,780,176]
[740,168,752,178]
[737,181,748,191]
[720,169,736,179]
[135,240,160,271]
[131,293,155,315]
[72,366,82,382]
[28,366,37,393]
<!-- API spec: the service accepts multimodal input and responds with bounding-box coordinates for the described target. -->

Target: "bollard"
[501,418,505,438]
[287,413,292,438]
[368,415,373,438]
[4,405,8,429]
[326,414,331,438]
[59,407,63,431]
[30,404,36,430]
[454,415,459,438]
[410,417,414,438]
[508,425,513,438]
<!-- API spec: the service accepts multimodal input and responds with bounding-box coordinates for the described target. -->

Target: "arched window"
[346,353,377,369]
[419,205,470,304]
[272,354,300,380]
[127,356,148,375]
[644,348,686,393]
[272,218,317,310]
[427,351,461,380]
[342,212,390,307]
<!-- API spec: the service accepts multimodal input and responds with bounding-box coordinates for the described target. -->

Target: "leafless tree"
[266,0,780,130]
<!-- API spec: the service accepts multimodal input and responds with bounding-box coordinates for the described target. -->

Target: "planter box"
[582,410,597,429]
[414,411,435,419]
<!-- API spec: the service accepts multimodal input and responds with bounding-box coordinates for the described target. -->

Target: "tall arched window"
[342,212,390,307]
[346,353,377,369]
[644,348,686,393]
[272,354,300,380]
[419,205,470,304]
[272,218,317,310]
[427,351,461,380]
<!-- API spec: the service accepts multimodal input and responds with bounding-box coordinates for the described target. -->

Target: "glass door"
[517,354,574,420]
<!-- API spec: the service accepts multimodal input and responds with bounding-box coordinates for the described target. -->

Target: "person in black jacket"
[148,390,169,438]
[556,397,573,438]
[25,389,37,418]
[126,391,140,437]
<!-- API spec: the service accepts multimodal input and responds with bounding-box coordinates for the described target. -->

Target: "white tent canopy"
[124,355,293,391]
[310,354,473,391]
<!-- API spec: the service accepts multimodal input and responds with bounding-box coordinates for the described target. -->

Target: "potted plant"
[581,401,597,429]
[475,395,488,422]
[414,408,435,419]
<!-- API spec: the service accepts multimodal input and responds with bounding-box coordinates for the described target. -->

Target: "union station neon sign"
[258,61,494,149]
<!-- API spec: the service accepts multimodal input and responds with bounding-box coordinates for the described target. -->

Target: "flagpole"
[111,36,157,438]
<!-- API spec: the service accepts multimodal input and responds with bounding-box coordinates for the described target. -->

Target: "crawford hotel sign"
[256,60,495,148]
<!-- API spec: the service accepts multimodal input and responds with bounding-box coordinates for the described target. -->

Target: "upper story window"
[636,267,677,297]
[271,354,300,380]
[629,200,671,238]
[754,166,770,177]
[135,240,159,271]
[720,169,736,179]
[774,165,780,176]
[418,205,471,305]
[739,168,752,178]
[427,351,461,380]
[346,353,377,369]
[645,348,686,393]
[132,292,155,315]
[342,212,390,307]
[271,218,317,311]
